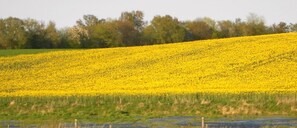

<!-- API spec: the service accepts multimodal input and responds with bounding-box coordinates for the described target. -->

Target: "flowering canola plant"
[0,33,297,96]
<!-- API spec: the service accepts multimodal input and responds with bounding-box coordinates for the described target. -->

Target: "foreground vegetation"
[1,93,297,123]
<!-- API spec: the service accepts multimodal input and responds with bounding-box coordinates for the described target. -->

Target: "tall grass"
[1,93,296,123]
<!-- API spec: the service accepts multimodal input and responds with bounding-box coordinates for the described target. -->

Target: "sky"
[0,0,297,28]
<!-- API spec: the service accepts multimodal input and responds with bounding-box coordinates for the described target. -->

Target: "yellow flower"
[0,33,296,96]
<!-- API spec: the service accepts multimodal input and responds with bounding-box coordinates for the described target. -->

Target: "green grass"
[1,93,296,123]
[0,49,67,57]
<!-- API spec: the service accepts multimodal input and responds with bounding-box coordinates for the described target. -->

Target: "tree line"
[1,11,297,49]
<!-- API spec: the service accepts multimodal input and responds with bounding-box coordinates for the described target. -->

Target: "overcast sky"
[0,0,296,28]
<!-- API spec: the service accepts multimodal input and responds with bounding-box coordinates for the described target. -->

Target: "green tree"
[233,18,246,37]
[86,20,122,48]
[0,17,27,49]
[0,36,5,49]
[146,15,186,44]
[61,27,83,48]
[289,23,297,32]
[270,22,289,33]
[118,11,145,46]
[217,20,233,38]
[76,14,100,27]
[120,11,145,32]
[57,28,71,48]
[76,14,111,48]
[0,19,8,48]
[75,15,98,48]
[142,25,158,45]
[185,20,213,40]
[23,19,53,48]
[202,17,219,38]
[67,26,89,48]
[117,20,140,46]
[45,21,60,48]
[244,13,266,35]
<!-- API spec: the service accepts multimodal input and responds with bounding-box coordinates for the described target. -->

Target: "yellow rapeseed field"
[0,33,296,96]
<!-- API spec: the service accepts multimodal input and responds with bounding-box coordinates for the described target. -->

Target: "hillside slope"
[1,33,297,96]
